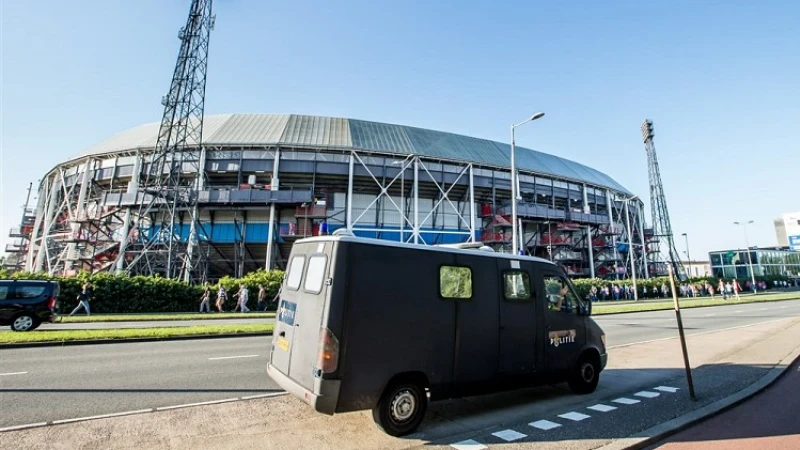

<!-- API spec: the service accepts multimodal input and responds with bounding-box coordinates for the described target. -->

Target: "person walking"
[257,284,267,311]
[215,284,227,312]
[718,279,727,300]
[234,284,250,313]
[199,282,211,313]
[733,278,741,300]
[70,281,93,316]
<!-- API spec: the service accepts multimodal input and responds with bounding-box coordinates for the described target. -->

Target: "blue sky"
[2,0,798,260]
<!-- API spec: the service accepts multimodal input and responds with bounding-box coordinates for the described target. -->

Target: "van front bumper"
[267,363,341,415]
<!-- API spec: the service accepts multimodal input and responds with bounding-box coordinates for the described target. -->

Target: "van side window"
[503,271,531,301]
[304,255,328,294]
[440,266,472,299]
[286,256,306,290]
[0,286,9,300]
[15,285,46,299]
[543,276,579,314]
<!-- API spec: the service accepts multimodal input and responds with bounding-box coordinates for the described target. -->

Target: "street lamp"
[681,232,692,278]
[733,221,758,293]
[510,112,545,255]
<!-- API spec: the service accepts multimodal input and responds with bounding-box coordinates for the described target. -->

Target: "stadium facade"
[6,114,654,281]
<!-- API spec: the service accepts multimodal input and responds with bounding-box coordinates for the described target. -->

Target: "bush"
[1,270,284,314]
[572,274,791,300]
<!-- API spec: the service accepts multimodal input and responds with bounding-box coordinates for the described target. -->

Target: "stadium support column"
[584,185,595,278]
[413,157,420,244]
[638,201,649,278]
[35,175,61,273]
[116,153,141,273]
[469,165,476,242]
[26,179,49,272]
[66,159,93,271]
[346,152,354,232]
[606,189,619,279]
[265,148,281,271]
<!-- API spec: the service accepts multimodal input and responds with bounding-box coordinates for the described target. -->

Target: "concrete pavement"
[1,300,798,429]
[2,312,799,449]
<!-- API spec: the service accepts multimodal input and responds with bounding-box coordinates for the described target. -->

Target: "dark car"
[0,280,60,331]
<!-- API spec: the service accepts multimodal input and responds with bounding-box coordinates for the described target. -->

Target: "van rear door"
[271,241,334,391]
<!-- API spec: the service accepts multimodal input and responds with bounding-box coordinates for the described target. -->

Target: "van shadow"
[408,362,782,446]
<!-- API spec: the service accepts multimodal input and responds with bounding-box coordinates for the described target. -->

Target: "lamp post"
[510,112,545,255]
[681,232,692,278]
[733,221,758,293]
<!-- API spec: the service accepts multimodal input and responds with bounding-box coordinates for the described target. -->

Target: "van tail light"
[47,296,57,309]
[317,327,340,373]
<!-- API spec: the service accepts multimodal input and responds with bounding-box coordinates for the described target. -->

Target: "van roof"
[295,235,557,266]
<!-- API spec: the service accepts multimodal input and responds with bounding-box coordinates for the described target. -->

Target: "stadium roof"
[70,113,630,194]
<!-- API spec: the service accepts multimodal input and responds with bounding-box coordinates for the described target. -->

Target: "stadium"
[7,113,651,281]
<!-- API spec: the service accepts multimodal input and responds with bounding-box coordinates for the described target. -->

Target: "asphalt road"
[1,299,798,429]
[0,317,273,331]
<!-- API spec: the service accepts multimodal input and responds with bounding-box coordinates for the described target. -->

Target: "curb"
[596,342,800,450]
[592,295,800,316]
[0,331,274,349]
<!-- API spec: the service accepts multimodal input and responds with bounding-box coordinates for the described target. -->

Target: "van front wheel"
[568,354,600,394]
[372,380,427,437]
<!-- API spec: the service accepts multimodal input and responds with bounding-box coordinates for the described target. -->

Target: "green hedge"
[572,274,792,299]
[0,270,284,314]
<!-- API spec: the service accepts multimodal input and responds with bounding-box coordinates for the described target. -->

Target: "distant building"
[774,212,800,251]
[709,247,800,279]
[684,260,711,278]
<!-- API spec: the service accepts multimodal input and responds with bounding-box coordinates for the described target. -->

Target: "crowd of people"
[199,283,278,313]
[587,278,795,302]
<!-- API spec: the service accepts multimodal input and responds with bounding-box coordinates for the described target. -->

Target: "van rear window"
[286,256,305,290]
[15,285,47,299]
[303,256,328,294]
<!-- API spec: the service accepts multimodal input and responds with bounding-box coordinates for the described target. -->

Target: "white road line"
[492,429,527,442]
[704,313,716,317]
[654,386,680,393]
[587,403,617,412]
[450,439,487,450]
[240,392,287,401]
[0,422,48,432]
[51,409,153,425]
[156,398,240,411]
[559,411,591,421]
[635,391,660,398]
[529,419,562,430]
[734,310,744,313]
[612,397,640,405]
[759,308,768,311]
[208,354,259,361]
[607,317,792,349]
[0,371,28,376]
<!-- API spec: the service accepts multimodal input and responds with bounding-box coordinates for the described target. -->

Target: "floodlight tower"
[642,119,683,279]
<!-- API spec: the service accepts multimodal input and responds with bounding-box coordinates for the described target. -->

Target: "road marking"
[51,409,153,424]
[635,391,660,398]
[704,313,716,317]
[759,308,768,311]
[654,386,680,393]
[0,422,48,432]
[612,397,640,405]
[734,310,744,314]
[587,403,617,412]
[0,371,28,376]
[208,354,259,361]
[529,419,562,430]
[492,429,527,442]
[559,411,591,421]
[450,439,487,450]
[607,318,793,349]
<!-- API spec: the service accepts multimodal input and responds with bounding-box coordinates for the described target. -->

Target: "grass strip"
[1,323,274,344]
[59,312,275,323]
[593,292,800,315]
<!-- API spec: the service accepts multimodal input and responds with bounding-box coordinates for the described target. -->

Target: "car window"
[440,265,472,299]
[286,256,305,290]
[543,276,579,314]
[0,286,9,300]
[303,255,328,293]
[503,271,531,301]
[15,285,47,299]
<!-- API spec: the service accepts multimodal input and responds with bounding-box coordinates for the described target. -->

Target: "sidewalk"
[3,317,800,450]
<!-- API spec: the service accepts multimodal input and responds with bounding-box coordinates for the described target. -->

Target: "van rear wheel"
[568,354,600,394]
[372,380,427,437]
